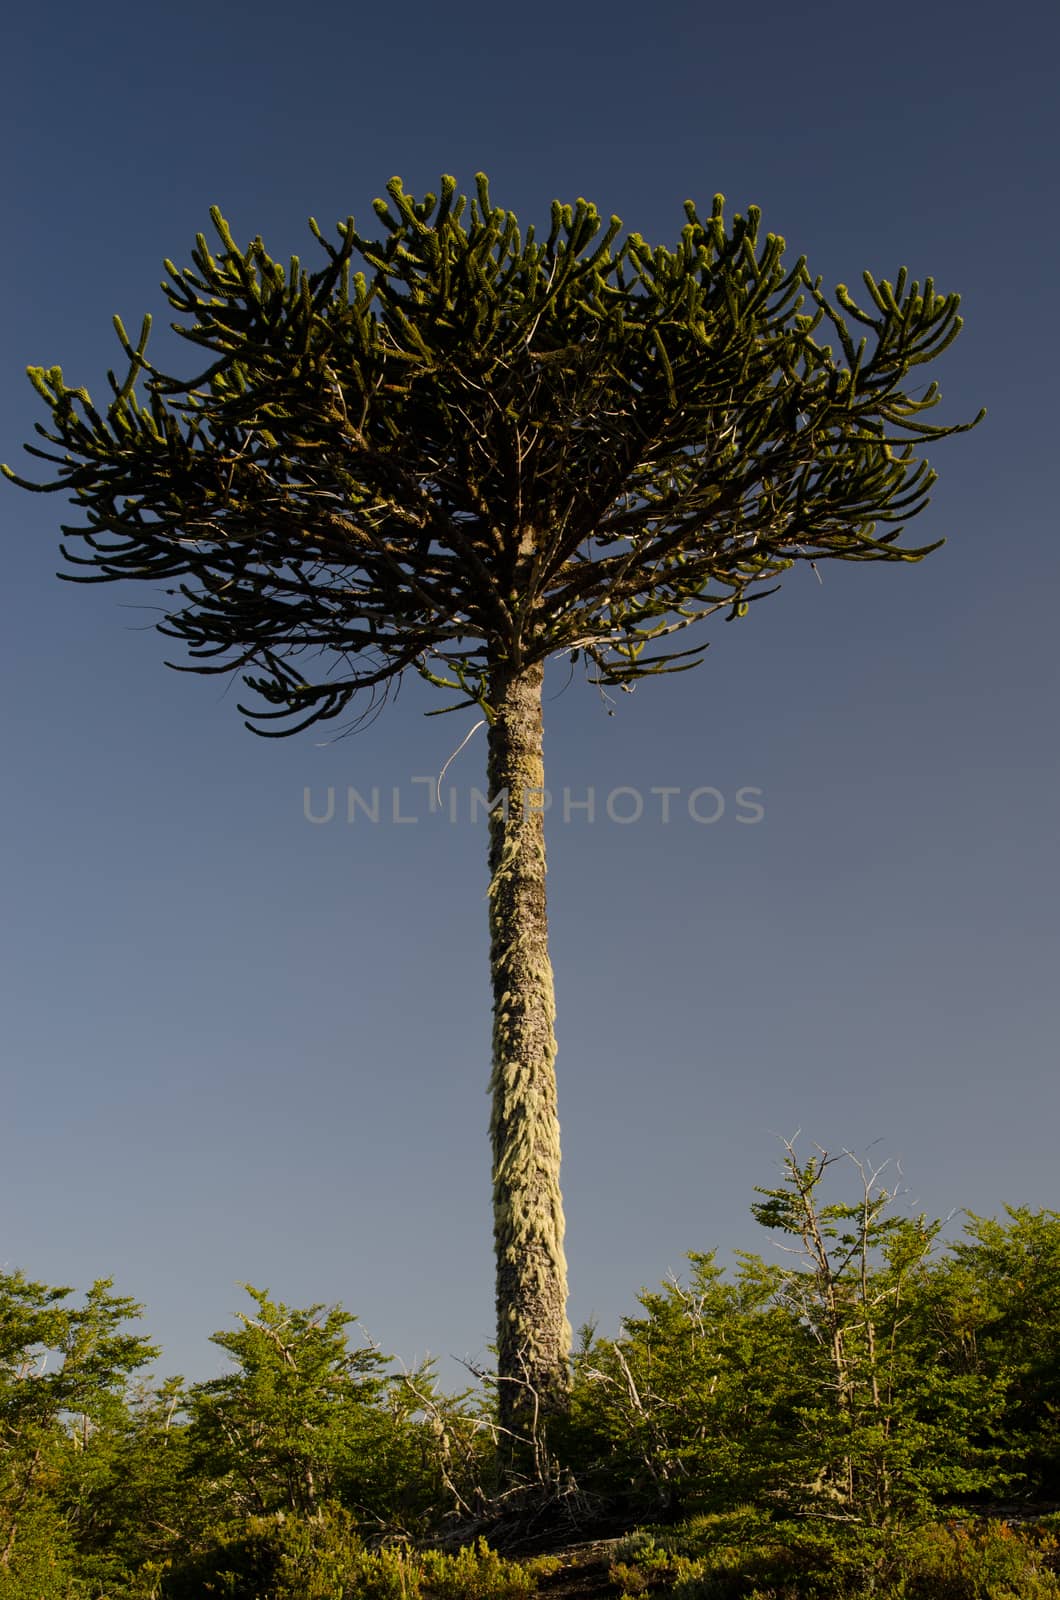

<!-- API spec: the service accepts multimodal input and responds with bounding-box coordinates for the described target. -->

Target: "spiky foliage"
[6,173,981,1442]
[6,172,979,734]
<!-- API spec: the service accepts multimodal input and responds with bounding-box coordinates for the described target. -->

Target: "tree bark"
[485,659,571,1446]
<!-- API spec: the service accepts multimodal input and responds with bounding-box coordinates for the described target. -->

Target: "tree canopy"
[6,173,981,735]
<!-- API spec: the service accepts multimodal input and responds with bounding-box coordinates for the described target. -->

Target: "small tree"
[750,1139,1003,1524]
[568,1251,802,1518]
[186,1286,392,1518]
[57,1374,196,1595]
[0,1270,158,1574]
[922,1206,1060,1500]
[5,173,982,1441]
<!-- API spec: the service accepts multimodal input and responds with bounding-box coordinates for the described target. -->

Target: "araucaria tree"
[6,173,980,1444]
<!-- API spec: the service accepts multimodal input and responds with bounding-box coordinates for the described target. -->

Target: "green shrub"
[605,1513,1060,1600]
[417,1537,542,1598]
[157,1514,547,1600]
[159,1514,280,1599]
[895,1519,1060,1599]
[270,1505,369,1600]
[0,1521,85,1600]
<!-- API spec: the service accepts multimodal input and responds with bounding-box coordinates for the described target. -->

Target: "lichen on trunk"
[485,658,571,1443]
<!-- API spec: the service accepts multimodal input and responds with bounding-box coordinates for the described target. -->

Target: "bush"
[895,1519,1060,1599]
[418,1538,544,1599]
[0,1508,85,1600]
[157,1512,548,1600]
[604,1513,1060,1600]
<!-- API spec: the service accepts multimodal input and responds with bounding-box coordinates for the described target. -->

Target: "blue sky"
[2,0,1057,1391]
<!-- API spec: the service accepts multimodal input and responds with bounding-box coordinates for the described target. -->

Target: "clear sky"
[2,0,1057,1392]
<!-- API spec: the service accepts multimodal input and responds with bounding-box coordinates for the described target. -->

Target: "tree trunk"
[485,659,571,1447]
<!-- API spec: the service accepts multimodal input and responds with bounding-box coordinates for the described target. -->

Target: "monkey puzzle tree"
[5,172,980,1444]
